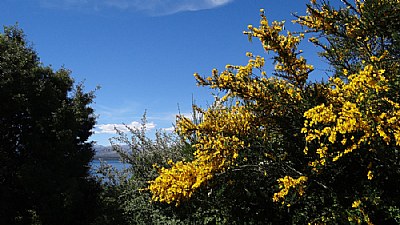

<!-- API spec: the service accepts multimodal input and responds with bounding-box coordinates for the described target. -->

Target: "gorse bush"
[147,0,400,224]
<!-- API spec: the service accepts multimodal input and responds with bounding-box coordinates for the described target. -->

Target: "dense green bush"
[93,113,195,225]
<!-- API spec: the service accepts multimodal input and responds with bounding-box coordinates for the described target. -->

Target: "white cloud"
[162,126,175,132]
[39,0,234,15]
[95,121,156,134]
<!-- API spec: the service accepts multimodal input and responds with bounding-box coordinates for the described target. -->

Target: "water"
[90,159,128,174]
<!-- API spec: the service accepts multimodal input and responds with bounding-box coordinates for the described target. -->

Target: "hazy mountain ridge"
[93,145,124,160]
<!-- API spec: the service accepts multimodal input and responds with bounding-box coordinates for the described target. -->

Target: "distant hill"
[93,145,120,160]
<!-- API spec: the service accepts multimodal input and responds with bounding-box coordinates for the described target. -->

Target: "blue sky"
[1,0,331,145]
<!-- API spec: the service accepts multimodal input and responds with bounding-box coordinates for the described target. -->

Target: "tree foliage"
[0,26,100,225]
[148,0,400,224]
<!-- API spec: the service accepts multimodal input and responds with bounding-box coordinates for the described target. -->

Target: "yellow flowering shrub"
[302,62,400,173]
[148,105,255,205]
[148,0,400,223]
[149,9,309,205]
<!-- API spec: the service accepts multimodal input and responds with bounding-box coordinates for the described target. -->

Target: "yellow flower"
[273,176,308,203]
[367,170,373,180]
[352,200,361,208]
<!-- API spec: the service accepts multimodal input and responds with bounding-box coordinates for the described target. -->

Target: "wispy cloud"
[95,121,156,134]
[162,126,175,132]
[39,0,233,15]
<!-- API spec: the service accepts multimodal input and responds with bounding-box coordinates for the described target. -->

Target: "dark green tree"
[0,25,100,225]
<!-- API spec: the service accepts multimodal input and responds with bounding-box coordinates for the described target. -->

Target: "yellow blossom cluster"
[272,176,308,204]
[148,105,255,205]
[296,2,340,35]
[245,10,313,86]
[296,0,365,36]
[302,62,400,172]
[348,199,374,225]
[195,55,303,108]
[295,0,370,64]
[343,15,364,40]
